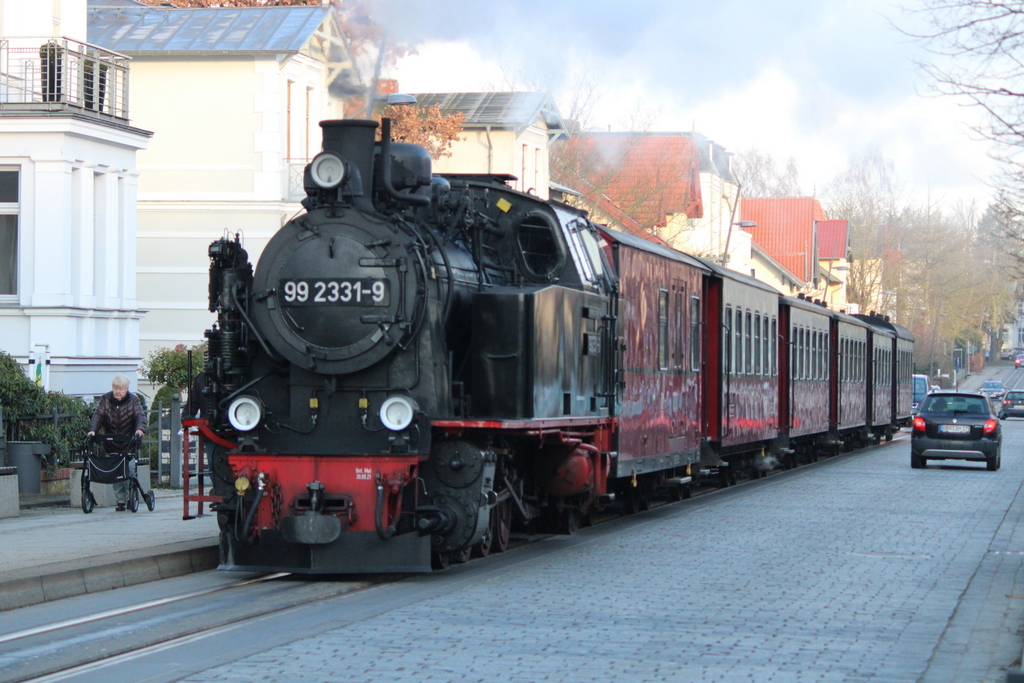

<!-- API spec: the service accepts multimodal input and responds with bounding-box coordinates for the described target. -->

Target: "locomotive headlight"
[379,395,418,431]
[227,395,263,432]
[309,152,346,189]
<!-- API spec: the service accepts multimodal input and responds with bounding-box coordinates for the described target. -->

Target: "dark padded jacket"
[89,391,146,452]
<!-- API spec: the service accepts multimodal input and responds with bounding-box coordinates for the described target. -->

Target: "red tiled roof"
[817,219,849,260]
[741,197,827,282]
[558,133,703,229]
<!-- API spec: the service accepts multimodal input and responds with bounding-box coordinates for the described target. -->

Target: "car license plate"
[939,424,971,434]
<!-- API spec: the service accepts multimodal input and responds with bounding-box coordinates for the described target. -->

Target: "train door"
[702,273,723,444]
[778,304,792,436]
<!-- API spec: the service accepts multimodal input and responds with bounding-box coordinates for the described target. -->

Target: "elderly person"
[87,374,146,511]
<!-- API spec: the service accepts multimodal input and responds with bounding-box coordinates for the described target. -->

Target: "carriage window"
[808,330,814,380]
[797,328,804,380]
[745,311,753,374]
[798,327,806,382]
[516,211,565,280]
[690,296,700,372]
[818,331,825,380]
[841,339,846,382]
[762,316,770,378]
[771,317,777,376]
[658,290,669,371]
[811,330,818,380]
[754,313,762,375]
[725,306,732,374]
[675,290,684,369]
[736,309,744,376]
[814,331,821,380]
[821,332,827,380]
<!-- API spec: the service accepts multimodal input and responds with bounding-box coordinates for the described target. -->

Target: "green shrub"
[0,351,92,467]
[141,343,206,395]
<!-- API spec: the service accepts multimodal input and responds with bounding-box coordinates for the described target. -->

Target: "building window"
[0,170,19,297]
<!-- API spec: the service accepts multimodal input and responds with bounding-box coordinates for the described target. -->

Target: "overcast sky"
[377,0,997,209]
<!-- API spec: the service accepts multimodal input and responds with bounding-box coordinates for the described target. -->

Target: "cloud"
[383,0,997,206]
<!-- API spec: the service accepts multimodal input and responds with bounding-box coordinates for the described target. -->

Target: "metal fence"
[0,37,129,120]
[144,399,190,488]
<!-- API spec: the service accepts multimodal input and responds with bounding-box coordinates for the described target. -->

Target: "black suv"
[911,391,1001,470]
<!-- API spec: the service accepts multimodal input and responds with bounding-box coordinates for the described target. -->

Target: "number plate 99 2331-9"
[279,279,389,306]
[939,424,971,434]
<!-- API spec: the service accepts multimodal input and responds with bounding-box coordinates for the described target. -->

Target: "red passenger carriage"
[780,296,832,453]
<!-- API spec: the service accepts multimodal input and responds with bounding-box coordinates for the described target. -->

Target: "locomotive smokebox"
[319,119,378,196]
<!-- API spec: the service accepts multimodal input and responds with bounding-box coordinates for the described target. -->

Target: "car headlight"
[309,152,346,189]
[227,395,263,432]
[379,395,417,431]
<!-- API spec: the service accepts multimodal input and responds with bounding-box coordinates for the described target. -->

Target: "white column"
[30,159,72,306]
[70,164,96,308]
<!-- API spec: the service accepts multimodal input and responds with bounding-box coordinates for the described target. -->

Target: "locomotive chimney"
[319,119,378,198]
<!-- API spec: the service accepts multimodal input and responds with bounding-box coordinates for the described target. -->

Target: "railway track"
[0,573,378,683]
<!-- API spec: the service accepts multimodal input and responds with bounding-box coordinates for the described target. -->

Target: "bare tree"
[904,1,1024,271]
[731,147,802,197]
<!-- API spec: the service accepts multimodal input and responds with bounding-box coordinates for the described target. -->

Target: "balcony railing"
[285,159,309,202]
[0,37,129,121]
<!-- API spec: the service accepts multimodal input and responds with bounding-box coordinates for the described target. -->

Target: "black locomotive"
[199,118,616,572]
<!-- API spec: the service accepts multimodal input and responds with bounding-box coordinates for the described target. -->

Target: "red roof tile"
[817,219,849,260]
[557,133,703,229]
[741,197,827,282]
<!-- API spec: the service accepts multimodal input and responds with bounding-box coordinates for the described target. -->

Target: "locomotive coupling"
[279,480,343,546]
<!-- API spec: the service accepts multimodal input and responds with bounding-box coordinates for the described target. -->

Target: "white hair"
[111,374,130,389]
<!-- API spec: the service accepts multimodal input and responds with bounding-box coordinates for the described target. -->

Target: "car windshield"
[983,382,1003,391]
[922,395,990,415]
[1007,392,1024,400]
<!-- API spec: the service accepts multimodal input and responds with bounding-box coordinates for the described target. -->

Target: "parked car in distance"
[911,374,929,415]
[999,390,1024,419]
[911,391,1001,470]
[1016,353,1024,368]
[982,380,1006,401]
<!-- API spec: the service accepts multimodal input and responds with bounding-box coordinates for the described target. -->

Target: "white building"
[87,1,359,363]
[0,0,151,396]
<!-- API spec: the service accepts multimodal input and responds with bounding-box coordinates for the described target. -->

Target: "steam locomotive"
[196,117,913,573]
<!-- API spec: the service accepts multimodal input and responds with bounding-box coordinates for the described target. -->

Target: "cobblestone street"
[164,421,1024,683]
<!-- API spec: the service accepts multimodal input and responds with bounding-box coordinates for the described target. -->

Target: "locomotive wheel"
[472,525,493,558]
[668,482,684,501]
[558,508,580,535]
[492,500,512,553]
[637,486,653,512]
[452,547,472,564]
[431,551,451,570]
